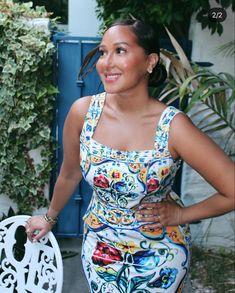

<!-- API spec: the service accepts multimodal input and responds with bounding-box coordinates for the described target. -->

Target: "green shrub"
[96,0,234,38]
[0,0,58,214]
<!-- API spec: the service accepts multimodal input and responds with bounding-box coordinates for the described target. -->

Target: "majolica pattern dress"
[80,92,191,293]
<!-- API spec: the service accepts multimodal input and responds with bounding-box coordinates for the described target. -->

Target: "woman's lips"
[104,73,121,82]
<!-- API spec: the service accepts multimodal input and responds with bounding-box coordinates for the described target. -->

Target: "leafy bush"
[0,0,57,213]
[14,0,68,24]
[159,30,235,156]
[96,0,235,38]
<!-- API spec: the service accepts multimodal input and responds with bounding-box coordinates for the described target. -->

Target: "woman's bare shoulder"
[65,95,92,132]
[71,95,92,115]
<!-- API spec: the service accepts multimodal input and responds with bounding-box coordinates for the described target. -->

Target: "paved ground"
[58,238,89,293]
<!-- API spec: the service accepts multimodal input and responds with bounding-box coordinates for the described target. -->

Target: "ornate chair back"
[0,215,63,293]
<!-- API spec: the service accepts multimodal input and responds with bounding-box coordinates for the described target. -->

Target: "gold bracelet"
[44,213,58,225]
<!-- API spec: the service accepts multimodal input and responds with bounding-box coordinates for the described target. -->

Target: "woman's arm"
[27,96,91,241]
[170,113,235,223]
[136,113,235,227]
[46,100,84,218]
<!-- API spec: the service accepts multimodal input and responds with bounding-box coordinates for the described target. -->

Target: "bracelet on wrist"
[44,213,58,225]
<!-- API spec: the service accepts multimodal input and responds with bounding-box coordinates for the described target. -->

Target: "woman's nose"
[104,53,114,67]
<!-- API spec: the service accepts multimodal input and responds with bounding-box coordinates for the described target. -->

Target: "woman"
[26,19,235,292]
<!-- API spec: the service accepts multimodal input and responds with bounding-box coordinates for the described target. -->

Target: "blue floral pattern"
[80,92,191,292]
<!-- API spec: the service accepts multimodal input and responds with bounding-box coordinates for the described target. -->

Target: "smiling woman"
[26,19,235,293]
[97,25,154,94]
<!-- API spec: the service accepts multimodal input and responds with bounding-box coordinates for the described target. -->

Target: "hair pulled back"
[79,19,167,87]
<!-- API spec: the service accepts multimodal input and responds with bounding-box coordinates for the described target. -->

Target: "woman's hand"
[25,215,54,242]
[136,199,183,230]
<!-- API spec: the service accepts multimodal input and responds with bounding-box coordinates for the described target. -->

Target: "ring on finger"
[26,217,32,224]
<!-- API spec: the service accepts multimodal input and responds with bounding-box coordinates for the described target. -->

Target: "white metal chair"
[0,215,63,293]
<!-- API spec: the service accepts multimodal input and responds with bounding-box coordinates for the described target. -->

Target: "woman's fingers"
[141,222,163,231]
[139,202,162,210]
[32,229,48,242]
[136,213,161,222]
[25,226,49,242]
[25,218,33,241]
[137,208,159,216]
[136,202,162,218]
[136,200,183,226]
[136,203,162,225]
[25,216,52,242]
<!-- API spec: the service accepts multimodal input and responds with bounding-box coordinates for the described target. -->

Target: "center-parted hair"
[79,19,167,87]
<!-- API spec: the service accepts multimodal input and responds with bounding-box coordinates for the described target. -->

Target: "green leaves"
[95,0,234,38]
[159,29,235,156]
[0,0,57,214]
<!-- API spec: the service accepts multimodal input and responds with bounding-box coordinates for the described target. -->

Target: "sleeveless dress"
[80,92,191,293]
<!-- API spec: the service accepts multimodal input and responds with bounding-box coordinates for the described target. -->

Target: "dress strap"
[80,92,106,143]
[154,106,182,154]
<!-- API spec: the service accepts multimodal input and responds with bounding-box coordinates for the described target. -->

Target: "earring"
[148,68,152,74]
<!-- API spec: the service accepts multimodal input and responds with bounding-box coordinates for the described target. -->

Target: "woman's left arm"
[169,113,235,224]
[137,113,235,227]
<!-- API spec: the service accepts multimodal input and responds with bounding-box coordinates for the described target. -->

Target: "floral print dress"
[80,92,191,293]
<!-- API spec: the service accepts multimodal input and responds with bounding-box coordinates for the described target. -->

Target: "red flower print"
[92,241,123,266]
[147,178,159,193]
[112,171,121,179]
[94,175,109,188]
[161,167,169,176]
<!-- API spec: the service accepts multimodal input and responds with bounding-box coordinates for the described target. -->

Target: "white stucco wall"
[68,0,101,36]
[189,1,234,76]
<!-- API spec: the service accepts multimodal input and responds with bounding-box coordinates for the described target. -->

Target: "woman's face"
[96,25,154,94]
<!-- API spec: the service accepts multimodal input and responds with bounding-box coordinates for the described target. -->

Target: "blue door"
[52,35,103,237]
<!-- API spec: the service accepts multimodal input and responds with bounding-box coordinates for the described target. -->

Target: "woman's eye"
[116,47,126,54]
[98,50,106,57]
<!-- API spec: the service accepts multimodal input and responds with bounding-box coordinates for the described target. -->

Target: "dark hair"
[79,19,167,87]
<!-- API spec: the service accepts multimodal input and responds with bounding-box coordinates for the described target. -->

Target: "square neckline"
[89,92,170,155]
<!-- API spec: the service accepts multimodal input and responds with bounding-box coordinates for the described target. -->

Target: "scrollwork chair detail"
[0,215,63,293]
